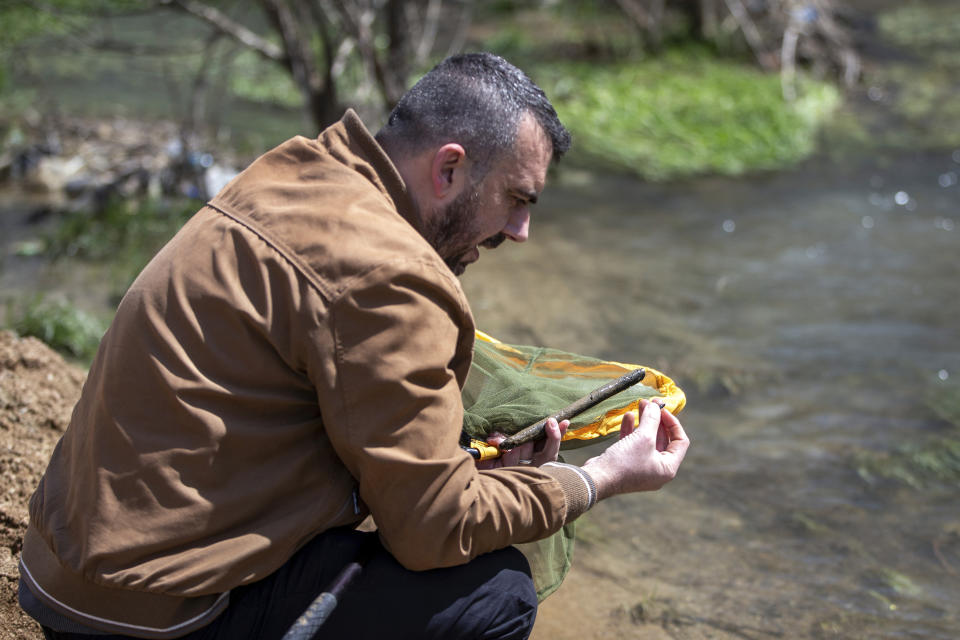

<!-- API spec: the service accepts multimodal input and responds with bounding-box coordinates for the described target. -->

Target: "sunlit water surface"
[2,147,958,638]
[463,151,959,638]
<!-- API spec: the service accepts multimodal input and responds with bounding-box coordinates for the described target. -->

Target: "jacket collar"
[326,109,424,236]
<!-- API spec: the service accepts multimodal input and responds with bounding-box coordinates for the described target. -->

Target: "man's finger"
[619,409,637,440]
[659,410,688,443]
[533,418,562,465]
[485,431,506,446]
[656,423,668,452]
[501,441,535,467]
[637,399,662,436]
[663,418,690,457]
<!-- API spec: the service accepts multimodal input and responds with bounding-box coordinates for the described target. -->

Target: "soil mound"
[0,330,85,640]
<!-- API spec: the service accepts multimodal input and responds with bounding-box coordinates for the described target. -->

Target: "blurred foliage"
[854,380,960,490]
[928,381,960,429]
[854,437,960,490]
[44,196,201,296]
[7,294,106,363]
[536,48,838,180]
[878,5,960,50]
[0,4,63,97]
[473,6,839,179]
[0,3,304,152]
[2,1,857,178]
[478,2,647,63]
[825,3,960,153]
[478,0,754,63]
[45,197,195,260]
[877,3,960,148]
[0,0,143,69]
[0,3,74,47]
[228,49,302,109]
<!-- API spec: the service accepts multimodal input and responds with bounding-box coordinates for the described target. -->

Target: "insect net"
[461,332,686,599]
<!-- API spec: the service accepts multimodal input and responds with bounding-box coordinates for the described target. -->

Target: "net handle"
[498,367,646,451]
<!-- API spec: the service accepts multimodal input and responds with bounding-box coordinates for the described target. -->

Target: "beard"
[423,184,503,276]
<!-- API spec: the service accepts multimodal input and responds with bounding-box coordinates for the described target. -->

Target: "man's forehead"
[514,115,552,159]
[501,116,551,191]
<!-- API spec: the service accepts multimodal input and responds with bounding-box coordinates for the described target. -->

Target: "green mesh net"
[515,520,576,601]
[461,336,680,600]
[463,337,664,449]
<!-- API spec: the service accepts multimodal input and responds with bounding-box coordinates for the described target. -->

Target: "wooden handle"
[498,367,646,451]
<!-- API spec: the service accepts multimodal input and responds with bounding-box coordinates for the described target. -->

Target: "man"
[19,53,689,639]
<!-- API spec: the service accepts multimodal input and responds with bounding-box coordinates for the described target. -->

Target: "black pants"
[41,528,538,640]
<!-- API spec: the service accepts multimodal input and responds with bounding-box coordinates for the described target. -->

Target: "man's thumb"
[637,400,661,436]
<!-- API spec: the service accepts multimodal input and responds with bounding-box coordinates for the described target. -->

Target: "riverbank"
[0,332,85,640]
[1,2,855,184]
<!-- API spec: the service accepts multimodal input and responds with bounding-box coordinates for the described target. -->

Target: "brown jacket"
[20,110,593,638]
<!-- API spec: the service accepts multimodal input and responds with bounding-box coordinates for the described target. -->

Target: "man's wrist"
[540,462,599,519]
[581,460,614,502]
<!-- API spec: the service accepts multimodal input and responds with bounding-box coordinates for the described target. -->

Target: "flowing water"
[3,4,960,634]
[2,140,957,640]
[461,150,960,638]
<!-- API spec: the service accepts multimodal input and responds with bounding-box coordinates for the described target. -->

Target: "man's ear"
[431,143,468,199]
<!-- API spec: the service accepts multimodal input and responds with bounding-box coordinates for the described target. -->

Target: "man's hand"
[476,418,569,470]
[582,399,690,500]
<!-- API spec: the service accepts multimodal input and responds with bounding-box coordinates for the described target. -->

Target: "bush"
[7,295,106,362]
[537,48,839,180]
[45,196,200,297]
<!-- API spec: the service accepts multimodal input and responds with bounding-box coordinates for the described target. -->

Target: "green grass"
[4,3,844,179]
[854,381,960,490]
[45,197,195,260]
[878,5,960,50]
[929,383,960,428]
[4,196,199,361]
[7,295,106,362]
[854,436,960,490]
[823,4,960,153]
[228,49,302,109]
[476,6,840,180]
[44,196,200,297]
[535,48,839,180]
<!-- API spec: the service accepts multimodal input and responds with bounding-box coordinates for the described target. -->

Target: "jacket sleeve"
[311,257,588,570]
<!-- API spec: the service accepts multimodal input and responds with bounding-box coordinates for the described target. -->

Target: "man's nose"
[503,209,530,243]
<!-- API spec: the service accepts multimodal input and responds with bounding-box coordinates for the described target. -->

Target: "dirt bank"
[0,330,84,640]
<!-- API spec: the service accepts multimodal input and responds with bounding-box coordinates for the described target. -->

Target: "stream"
[3,3,959,633]
[462,149,959,638]
[2,125,957,640]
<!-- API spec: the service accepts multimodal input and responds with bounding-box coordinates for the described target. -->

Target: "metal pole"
[281,537,376,640]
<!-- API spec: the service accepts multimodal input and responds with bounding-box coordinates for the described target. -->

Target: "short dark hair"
[376,52,571,178]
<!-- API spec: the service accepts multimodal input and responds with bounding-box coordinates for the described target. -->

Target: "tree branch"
[445,0,472,56]
[332,0,396,109]
[412,0,442,65]
[722,0,777,71]
[73,37,198,57]
[158,0,285,62]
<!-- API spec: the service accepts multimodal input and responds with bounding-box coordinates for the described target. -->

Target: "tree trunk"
[698,0,720,41]
[383,0,410,108]
[261,0,342,132]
